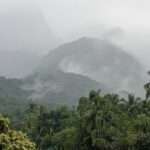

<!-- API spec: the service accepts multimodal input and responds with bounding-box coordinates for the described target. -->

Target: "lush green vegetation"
[3,83,148,150]
[0,76,32,115]
[0,114,35,149]
[1,76,150,149]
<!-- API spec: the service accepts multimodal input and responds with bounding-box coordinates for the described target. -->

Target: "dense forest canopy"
[0,79,150,149]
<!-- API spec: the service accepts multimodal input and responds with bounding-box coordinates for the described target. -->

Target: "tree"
[144,71,150,99]
[0,114,35,150]
[144,83,150,99]
[9,86,150,150]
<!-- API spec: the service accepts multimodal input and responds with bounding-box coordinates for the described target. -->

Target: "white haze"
[0,0,149,77]
[35,0,150,69]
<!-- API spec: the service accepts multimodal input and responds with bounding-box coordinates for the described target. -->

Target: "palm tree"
[144,83,150,99]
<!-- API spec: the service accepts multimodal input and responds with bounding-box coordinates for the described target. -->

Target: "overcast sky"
[0,0,150,69]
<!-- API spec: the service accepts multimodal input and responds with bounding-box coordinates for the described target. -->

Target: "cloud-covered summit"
[42,37,147,96]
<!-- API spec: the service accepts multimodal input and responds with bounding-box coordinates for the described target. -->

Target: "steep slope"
[0,37,147,110]
[41,37,147,96]
[0,5,60,53]
[0,77,32,114]
[24,67,108,106]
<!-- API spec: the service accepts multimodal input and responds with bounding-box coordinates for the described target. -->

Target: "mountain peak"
[70,37,106,45]
[78,37,97,41]
[42,37,146,97]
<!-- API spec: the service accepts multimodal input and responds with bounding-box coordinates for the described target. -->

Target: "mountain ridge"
[40,37,147,96]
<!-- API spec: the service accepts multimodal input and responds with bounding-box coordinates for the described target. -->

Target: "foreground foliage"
[14,87,150,150]
[0,114,35,150]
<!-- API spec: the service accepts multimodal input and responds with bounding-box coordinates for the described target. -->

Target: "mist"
[34,0,150,69]
[0,0,149,77]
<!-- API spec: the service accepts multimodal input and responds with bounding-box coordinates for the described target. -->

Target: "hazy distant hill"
[0,9,61,77]
[0,11,60,53]
[21,37,147,107]
[24,67,108,106]
[0,76,32,114]
[41,37,147,96]
[0,37,148,112]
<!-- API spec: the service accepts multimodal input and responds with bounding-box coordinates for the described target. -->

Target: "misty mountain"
[24,67,108,106]
[20,37,148,107]
[0,37,147,111]
[0,7,62,77]
[0,76,32,114]
[41,37,147,96]
[0,5,61,53]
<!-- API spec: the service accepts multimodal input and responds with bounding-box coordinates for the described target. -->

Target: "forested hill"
[23,67,109,106]
[41,37,147,96]
[0,37,148,114]
[20,37,148,108]
[1,87,150,149]
[0,76,32,114]
[0,72,108,115]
